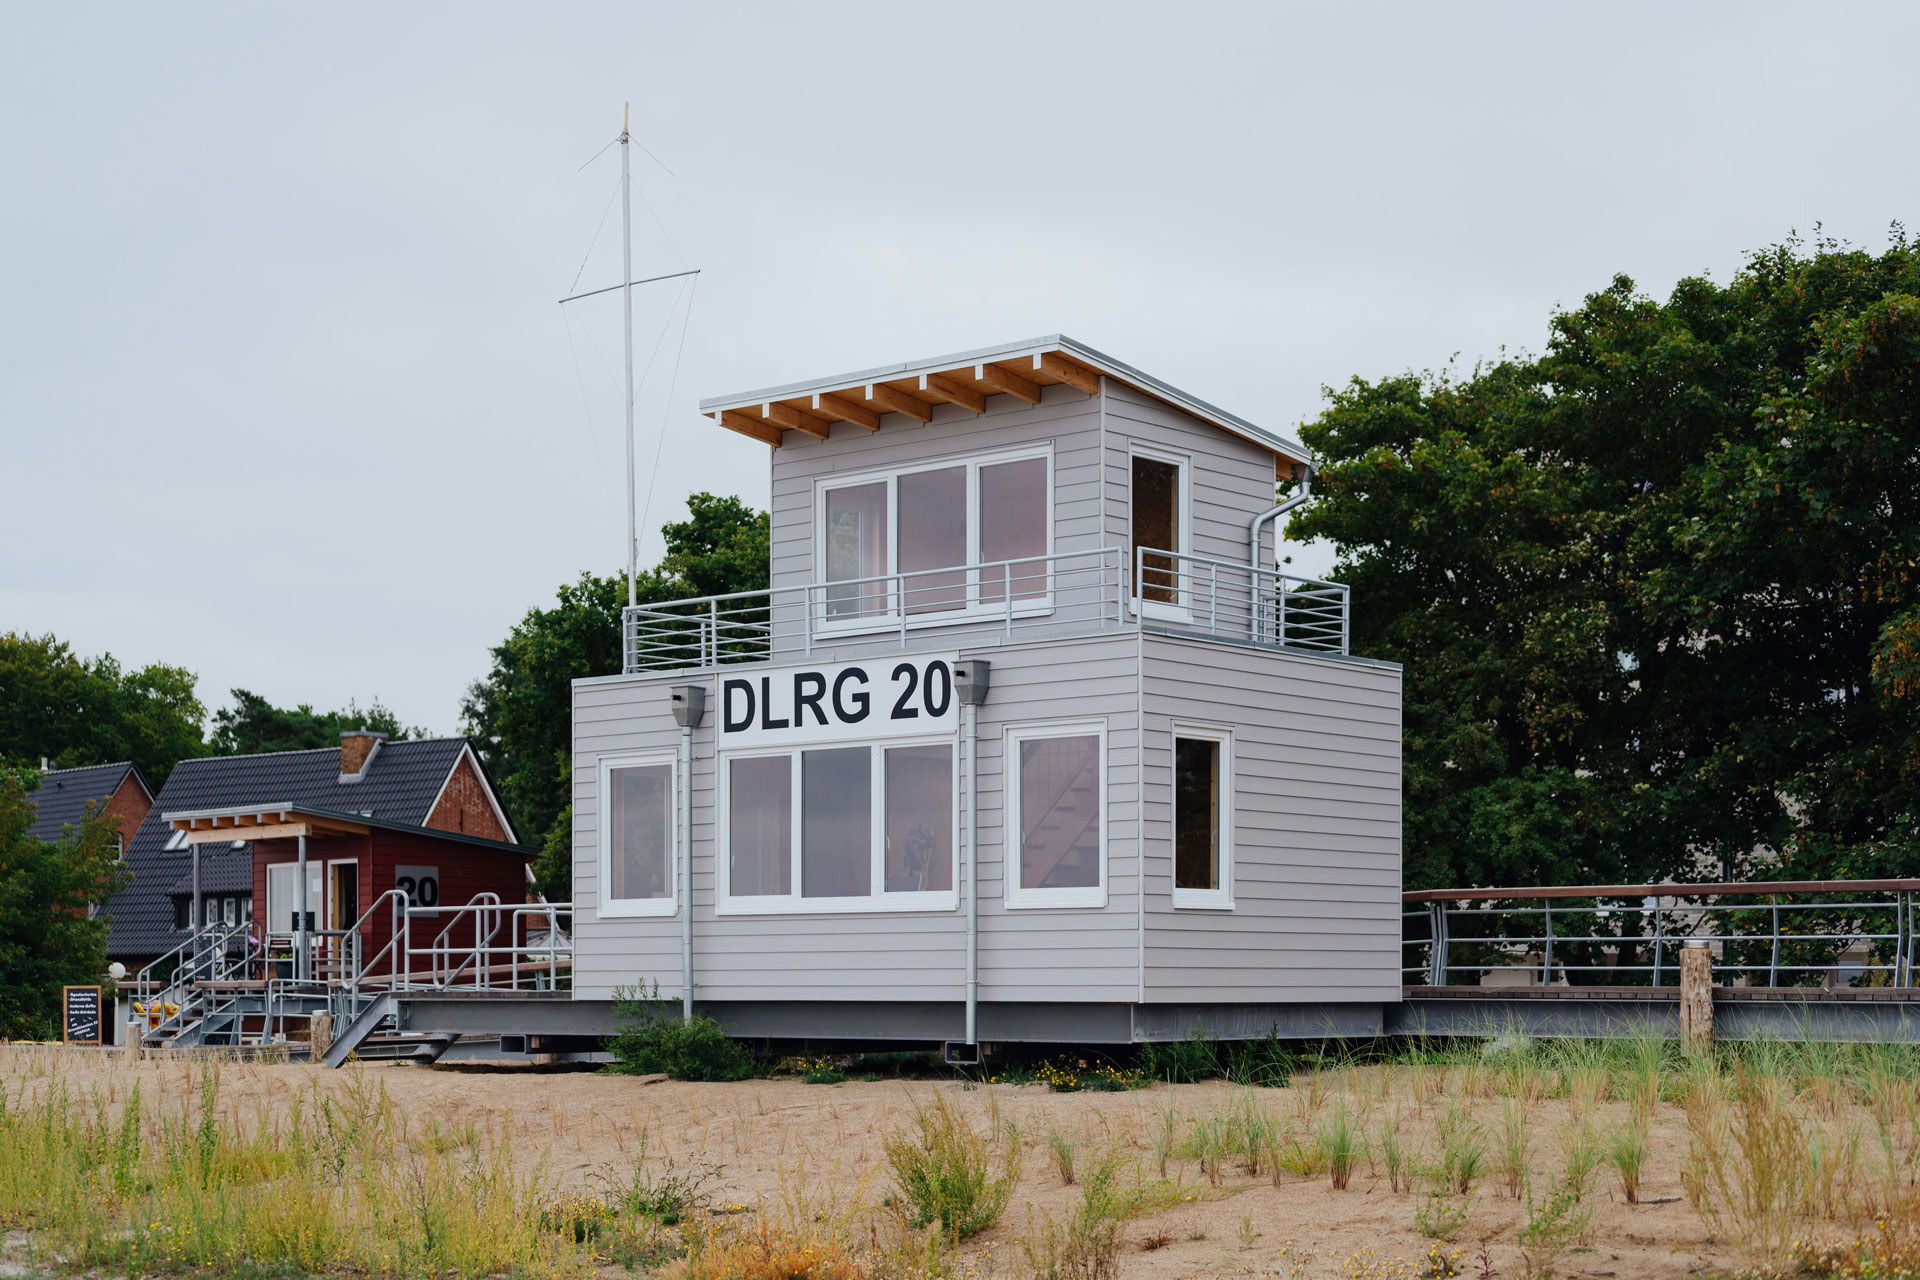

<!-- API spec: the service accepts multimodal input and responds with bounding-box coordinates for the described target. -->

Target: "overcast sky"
[4,3,1915,735]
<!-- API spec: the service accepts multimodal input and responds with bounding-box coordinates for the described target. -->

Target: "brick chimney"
[339,730,387,782]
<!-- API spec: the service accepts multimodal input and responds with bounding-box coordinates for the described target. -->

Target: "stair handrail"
[134,921,248,1041]
[416,894,504,989]
[510,902,572,990]
[343,888,415,1006]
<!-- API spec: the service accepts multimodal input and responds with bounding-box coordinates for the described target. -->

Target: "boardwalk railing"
[622,545,1350,673]
[1403,879,1920,989]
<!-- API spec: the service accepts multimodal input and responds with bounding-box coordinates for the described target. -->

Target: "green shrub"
[607,984,752,1082]
[1140,1028,1219,1083]
[883,1094,1021,1238]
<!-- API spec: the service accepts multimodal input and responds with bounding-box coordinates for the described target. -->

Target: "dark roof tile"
[24,762,141,843]
[104,738,486,960]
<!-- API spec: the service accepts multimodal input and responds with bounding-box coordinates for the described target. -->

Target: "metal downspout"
[964,699,979,1048]
[680,723,694,1022]
[1247,466,1314,642]
[190,839,202,976]
[295,833,308,982]
[1247,465,1314,568]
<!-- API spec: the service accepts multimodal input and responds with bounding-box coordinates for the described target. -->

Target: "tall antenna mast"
[620,103,637,608]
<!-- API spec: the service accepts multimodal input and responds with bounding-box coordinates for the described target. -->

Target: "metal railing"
[1403,880,1920,989]
[622,545,1351,673]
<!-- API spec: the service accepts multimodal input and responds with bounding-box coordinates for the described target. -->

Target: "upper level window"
[1005,722,1106,909]
[1172,726,1233,909]
[1130,447,1190,613]
[600,753,676,918]
[720,738,956,914]
[817,449,1052,626]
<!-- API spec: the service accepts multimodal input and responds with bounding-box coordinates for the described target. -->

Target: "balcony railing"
[1403,880,1920,988]
[622,546,1351,673]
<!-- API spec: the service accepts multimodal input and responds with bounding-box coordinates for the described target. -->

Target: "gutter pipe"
[1247,462,1314,572]
[680,723,693,1022]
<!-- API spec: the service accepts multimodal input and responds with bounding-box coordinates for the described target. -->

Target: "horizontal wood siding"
[1100,381,1279,569]
[253,831,527,975]
[571,631,1143,1003]
[768,384,1103,595]
[1140,634,1402,1003]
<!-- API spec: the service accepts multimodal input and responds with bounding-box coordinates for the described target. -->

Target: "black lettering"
[759,676,790,730]
[891,662,920,719]
[924,660,953,718]
[722,679,755,733]
[793,671,828,727]
[832,667,870,722]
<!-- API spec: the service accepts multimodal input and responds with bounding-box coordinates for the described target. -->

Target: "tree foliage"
[209,689,424,755]
[0,632,206,786]
[463,493,770,897]
[1291,230,1920,890]
[0,772,130,1038]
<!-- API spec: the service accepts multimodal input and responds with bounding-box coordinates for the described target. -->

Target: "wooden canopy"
[700,335,1314,476]
[166,805,371,846]
[710,350,1100,448]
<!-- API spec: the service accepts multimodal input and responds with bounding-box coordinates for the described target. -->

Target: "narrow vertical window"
[885,744,954,892]
[1006,725,1105,908]
[979,456,1050,602]
[802,747,871,897]
[1131,454,1182,605]
[728,755,792,897]
[824,481,889,618]
[605,760,674,910]
[898,465,969,613]
[1173,728,1232,908]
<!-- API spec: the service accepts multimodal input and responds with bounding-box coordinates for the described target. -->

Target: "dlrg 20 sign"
[719,654,956,747]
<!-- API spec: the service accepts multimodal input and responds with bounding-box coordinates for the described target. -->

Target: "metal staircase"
[131,891,571,1059]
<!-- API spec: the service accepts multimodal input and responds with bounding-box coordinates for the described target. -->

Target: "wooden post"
[1679,941,1714,1052]
[311,1011,334,1060]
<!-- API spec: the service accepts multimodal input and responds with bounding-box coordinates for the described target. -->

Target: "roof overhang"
[161,803,535,857]
[700,335,1313,475]
[164,804,370,845]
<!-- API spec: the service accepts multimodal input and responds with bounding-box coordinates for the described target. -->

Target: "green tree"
[463,493,769,897]
[0,772,130,1038]
[1291,230,1920,893]
[209,690,425,755]
[0,632,207,786]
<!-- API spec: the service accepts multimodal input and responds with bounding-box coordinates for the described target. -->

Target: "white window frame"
[598,750,680,919]
[1004,719,1109,910]
[812,444,1056,636]
[325,857,358,930]
[715,732,960,915]
[1127,443,1193,622]
[1170,723,1234,910]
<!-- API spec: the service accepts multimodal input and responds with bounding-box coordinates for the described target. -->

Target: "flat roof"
[163,802,531,856]
[700,335,1312,469]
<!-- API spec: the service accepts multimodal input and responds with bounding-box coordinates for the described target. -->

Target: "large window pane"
[728,756,792,896]
[1018,735,1101,890]
[802,747,871,897]
[980,457,1048,603]
[1173,738,1220,892]
[1131,456,1180,605]
[885,745,953,892]
[609,763,672,901]
[825,482,889,619]
[899,466,968,613]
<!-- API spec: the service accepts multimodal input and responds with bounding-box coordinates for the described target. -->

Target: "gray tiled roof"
[25,762,144,843]
[103,738,480,961]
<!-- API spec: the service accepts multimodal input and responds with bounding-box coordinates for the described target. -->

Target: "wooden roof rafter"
[705,342,1107,448]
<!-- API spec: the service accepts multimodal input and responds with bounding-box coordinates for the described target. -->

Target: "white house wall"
[571,630,1144,1004]
[767,383,1105,595]
[1100,381,1282,568]
[1140,633,1403,1004]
